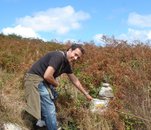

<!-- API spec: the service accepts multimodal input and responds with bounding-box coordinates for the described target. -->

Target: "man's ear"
[69,48,72,52]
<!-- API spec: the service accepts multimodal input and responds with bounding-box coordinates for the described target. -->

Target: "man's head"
[66,44,85,62]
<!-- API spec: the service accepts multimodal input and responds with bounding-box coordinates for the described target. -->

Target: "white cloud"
[2,25,40,39]
[93,34,103,42]
[93,12,151,44]
[93,34,106,46]
[94,28,151,45]
[117,12,151,42]
[118,28,151,42]
[1,5,90,41]
[128,12,151,28]
[15,5,90,34]
[147,31,151,39]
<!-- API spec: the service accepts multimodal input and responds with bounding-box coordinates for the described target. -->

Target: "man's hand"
[85,94,93,101]
[44,66,58,87]
[68,73,94,101]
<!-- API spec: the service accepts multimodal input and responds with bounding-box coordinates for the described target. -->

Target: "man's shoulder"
[45,51,65,62]
[47,51,64,56]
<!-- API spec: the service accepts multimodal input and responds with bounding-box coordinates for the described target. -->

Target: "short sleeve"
[48,54,63,71]
[66,64,73,74]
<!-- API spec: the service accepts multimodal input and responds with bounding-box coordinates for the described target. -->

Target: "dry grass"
[0,34,151,129]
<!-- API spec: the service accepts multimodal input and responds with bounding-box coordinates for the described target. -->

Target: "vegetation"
[0,34,151,130]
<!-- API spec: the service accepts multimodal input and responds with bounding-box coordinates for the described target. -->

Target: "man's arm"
[44,66,58,87]
[67,73,93,100]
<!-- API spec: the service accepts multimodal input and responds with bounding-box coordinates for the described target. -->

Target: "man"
[24,44,93,130]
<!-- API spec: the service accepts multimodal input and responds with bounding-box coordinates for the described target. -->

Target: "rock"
[89,83,114,113]
[99,83,114,98]
[89,98,109,113]
[1,123,22,130]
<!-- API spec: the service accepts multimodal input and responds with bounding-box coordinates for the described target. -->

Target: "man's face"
[67,48,83,62]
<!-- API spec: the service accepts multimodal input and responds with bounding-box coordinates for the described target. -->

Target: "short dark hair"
[67,44,85,54]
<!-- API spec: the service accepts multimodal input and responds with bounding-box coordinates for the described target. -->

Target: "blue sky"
[1,0,151,45]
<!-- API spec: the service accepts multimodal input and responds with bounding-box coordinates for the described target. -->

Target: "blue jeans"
[38,81,58,130]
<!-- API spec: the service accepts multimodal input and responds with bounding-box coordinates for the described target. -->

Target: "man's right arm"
[43,66,58,87]
[67,73,93,101]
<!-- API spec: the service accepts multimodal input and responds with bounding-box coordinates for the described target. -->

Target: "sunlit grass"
[0,34,151,129]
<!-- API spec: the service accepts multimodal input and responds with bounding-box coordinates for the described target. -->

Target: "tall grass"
[0,34,151,129]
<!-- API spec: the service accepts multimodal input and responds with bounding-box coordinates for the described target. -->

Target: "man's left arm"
[67,73,93,101]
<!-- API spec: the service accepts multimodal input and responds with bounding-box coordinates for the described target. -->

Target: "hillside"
[0,34,151,130]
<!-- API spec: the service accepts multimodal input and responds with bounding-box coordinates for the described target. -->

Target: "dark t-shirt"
[28,51,72,78]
